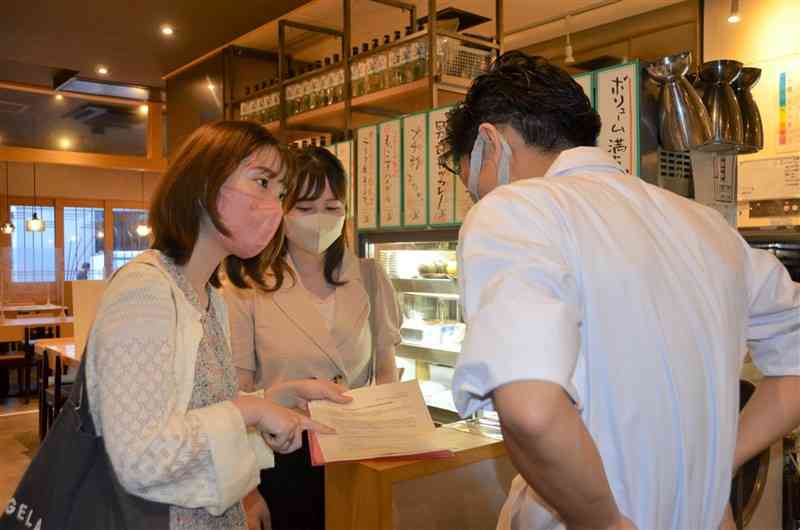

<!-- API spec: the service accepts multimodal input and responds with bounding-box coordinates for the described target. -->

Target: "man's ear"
[477,122,503,168]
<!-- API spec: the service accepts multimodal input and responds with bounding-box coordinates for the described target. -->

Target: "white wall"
[704,0,800,162]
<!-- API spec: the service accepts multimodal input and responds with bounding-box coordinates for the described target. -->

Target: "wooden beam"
[0,146,167,173]
[0,80,145,108]
[147,103,164,161]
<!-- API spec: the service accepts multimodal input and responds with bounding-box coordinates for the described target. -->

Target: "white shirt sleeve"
[453,186,582,417]
[745,244,800,376]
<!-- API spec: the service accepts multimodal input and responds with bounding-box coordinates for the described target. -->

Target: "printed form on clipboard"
[308,380,455,465]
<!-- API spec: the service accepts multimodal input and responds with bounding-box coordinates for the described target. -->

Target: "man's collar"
[543,146,626,179]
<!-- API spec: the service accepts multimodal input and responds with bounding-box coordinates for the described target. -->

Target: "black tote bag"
[0,353,170,530]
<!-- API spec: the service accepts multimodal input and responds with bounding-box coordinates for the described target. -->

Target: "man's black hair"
[445,51,602,163]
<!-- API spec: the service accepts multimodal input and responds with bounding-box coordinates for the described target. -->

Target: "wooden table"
[326,422,512,530]
[0,316,74,344]
[34,338,79,368]
[0,303,66,314]
[33,338,78,441]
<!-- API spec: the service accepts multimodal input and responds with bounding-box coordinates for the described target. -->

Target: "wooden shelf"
[260,76,468,141]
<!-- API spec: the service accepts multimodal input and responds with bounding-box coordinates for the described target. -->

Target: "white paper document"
[308,380,452,463]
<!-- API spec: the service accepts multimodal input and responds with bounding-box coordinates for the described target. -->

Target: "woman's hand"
[243,489,270,530]
[232,396,335,454]
[265,379,352,411]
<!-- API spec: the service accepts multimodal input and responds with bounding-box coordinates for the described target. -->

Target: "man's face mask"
[468,129,513,201]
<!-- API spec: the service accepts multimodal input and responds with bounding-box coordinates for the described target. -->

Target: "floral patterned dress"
[164,256,248,530]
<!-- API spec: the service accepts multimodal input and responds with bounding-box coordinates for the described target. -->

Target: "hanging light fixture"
[26,164,45,233]
[728,0,741,23]
[135,172,151,237]
[1,162,14,235]
[564,15,576,64]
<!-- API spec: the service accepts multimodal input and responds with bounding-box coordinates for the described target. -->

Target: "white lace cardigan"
[85,251,274,515]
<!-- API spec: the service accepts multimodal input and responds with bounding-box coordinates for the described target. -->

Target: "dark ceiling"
[0,0,309,89]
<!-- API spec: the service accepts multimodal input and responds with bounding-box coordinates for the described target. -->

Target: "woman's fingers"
[296,379,353,404]
[300,415,336,435]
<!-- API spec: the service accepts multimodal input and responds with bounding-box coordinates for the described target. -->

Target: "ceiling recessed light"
[161,24,174,36]
[138,104,149,115]
[54,94,64,101]
[58,137,73,150]
[96,65,109,76]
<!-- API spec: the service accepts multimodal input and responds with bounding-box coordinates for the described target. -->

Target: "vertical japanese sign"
[454,177,474,223]
[379,119,403,228]
[573,73,595,108]
[335,141,354,220]
[402,112,428,227]
[356,127,378,230]
[427,107,455,226]
[597,62,639,175]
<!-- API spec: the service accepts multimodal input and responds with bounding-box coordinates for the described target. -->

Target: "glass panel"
[63,207,105,280]
[0,88,147,156]
[366,240,461,419]
[113,208,149,270]
[9,204,56,283]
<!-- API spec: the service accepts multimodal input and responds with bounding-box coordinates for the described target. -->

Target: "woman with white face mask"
[224,146,402,530]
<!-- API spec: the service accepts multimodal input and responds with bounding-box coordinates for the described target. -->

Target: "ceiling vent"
[62,103,139,134]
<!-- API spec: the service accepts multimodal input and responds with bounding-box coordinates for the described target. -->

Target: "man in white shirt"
[447,51,800,530]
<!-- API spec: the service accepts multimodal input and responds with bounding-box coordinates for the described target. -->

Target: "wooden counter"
[326,421,514,530]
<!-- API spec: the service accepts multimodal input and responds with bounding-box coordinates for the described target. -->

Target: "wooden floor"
[0,396,38,506]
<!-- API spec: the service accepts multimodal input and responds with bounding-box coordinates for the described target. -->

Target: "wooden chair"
[0,349,32,401]
[38,353,75,440]
[0,326,32,401]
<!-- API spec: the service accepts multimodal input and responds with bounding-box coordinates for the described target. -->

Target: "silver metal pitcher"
[697,60,744,152]
[646,52,712,152]
[733,67,764,154]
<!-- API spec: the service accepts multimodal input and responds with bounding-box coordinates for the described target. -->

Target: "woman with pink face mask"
[82,122,351,530]
[224,146,402,530]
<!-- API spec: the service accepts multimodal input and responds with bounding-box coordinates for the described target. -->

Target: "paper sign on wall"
[334,141,354,220]
[574,73,595,108]
[379,120,402,228]
[597,62,640,175]
[402,113,428,227]
[428,107,455,225]
[356,127,378,230]
[778,68,800,153]
[454,177,474,223]
[739,155,800,200]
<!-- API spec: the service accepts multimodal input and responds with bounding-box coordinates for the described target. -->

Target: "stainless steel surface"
[733,67,764,154]
[397,342,460,367]
[697,60,744,152]
[646,52,712,152]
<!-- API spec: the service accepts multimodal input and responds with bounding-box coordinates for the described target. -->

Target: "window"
[63,207,105,280]
[10,204,56,283]
[113,208,149,270]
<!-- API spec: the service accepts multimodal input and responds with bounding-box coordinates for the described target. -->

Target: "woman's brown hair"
[149,120,289,289]
[266,146,349,291]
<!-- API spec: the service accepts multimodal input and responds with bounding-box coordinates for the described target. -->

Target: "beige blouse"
[224,251,401,390]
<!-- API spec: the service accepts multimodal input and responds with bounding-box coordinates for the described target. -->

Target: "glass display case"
[362,230,464,424]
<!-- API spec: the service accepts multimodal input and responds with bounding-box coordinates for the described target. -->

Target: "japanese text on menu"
[379,121,401,227]
[357,128,377,229]
[428,109,454,224]
[403,114,426,225]
[608,73,631,172]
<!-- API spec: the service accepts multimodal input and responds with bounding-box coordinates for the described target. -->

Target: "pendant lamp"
[135,172,151,237]
[26,164,45,233]
[1,163,14,235]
